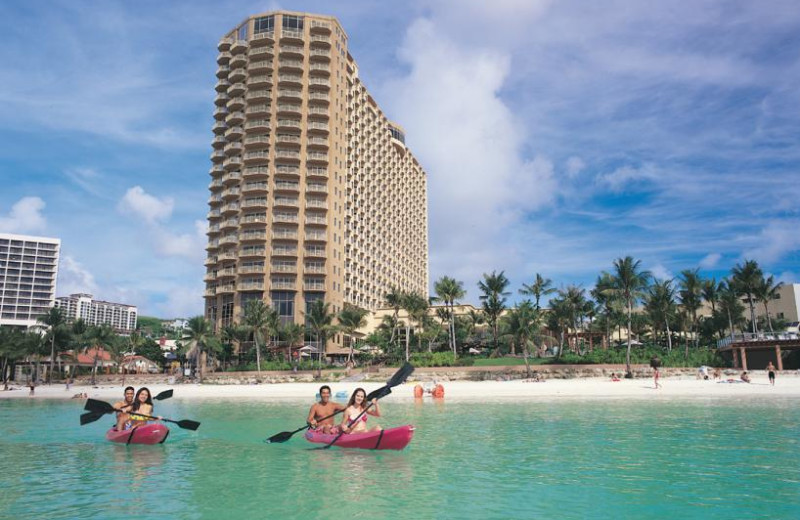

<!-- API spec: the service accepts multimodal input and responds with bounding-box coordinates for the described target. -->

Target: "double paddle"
[265,362,414,445]
[80,389,201,431]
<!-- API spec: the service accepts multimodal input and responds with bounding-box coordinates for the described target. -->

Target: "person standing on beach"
[767,361,776,386]
[650,356,662,389]
[307,385,345,434]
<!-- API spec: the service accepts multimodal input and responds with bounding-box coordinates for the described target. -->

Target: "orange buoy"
[413,384,424,398]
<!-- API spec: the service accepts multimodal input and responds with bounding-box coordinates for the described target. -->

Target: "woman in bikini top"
[340,387,381,433]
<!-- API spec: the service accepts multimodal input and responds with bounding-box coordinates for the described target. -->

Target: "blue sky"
[1,0,799,317]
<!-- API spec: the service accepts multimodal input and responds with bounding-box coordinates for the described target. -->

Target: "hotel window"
[254,15,274,34]
[221,295,235,326]
[238,24,247,41]
[271,291,295,324]
[282,15,304,31]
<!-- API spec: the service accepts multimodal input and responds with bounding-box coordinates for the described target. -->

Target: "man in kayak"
[307,385,345,434]
[113,386,135,431]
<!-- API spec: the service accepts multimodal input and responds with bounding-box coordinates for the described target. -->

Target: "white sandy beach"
[3,372,799,402]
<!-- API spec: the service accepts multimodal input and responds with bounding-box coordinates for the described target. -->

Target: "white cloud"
[64,168,106,198]
[597,163,660,192]
[57,255,99,296]
[649,263,673,282]
[153,284,205,318]
[118,186,174,224]
[151,220,208,263]
[743,219,800,265]
[0,197,47,233]
[565,156,586,178]
[699,253,722,269]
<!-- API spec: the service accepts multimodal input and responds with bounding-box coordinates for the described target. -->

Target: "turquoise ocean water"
[1,397,799,519]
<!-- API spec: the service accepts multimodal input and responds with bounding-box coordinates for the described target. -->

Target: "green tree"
[184,316,213,382]
[731,260,763,334]
[401,292,429,360]
[0,328,26,389]
[702,278,724,341]
[37,306,66,384]
[433,276,466,361]
[243,300,279,375]
[502,300,541,377]
[338,304,369,366]
[519,273,556,310]
[609,256,651,375]
[279,322,306,367]
[644,280,678,351]
[678,268,703,355]
[86,324,117,385]
[384,288,404,351]
[478,271,510,354]
[754,274,783,333]
[304,300,338,377]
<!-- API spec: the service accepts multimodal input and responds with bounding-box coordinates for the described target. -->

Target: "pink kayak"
[105,424,170,445]
[305,425,415,450]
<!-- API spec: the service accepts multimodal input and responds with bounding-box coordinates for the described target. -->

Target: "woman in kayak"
[128,387,161,429]
[340,387,382,434]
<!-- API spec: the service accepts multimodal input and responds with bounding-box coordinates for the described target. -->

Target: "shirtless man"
[113,386,135,431]
[307,385,345,434]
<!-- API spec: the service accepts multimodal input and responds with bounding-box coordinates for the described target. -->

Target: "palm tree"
[243,300,279,375]
[434,276,466,361]
[546,296,571,359]
[718,279,746,337]
[338,304,369,366]
[399,292,428,361]
[37,307,66,384]
[591,272,618,349]
[279,322,306,367]
[644,280,677,351]
[519,273,556,310]
[304,300,338,377]
[478,271,510,354]
[609,256,651,375]
[0,328,26,389]
[702,278,724,341]
[503,300,541,377]
[87,324,117,386]
[678,269,703,354]
[184,316,213,383]
[384,288,404,350]
[754,275,783,333]
[731,260,763,334]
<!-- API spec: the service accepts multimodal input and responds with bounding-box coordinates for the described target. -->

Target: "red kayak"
[106,424,170,445]
[305,425,415,451]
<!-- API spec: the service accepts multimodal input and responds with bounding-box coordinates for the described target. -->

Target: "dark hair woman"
[129,387,160,427]
[340,387,382,434]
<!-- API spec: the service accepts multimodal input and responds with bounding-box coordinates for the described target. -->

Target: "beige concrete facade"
[204,11,429,351]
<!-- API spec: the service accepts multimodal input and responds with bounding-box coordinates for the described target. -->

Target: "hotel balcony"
[215,79,230,92]
[217,51,232,65]
[248,60,272,74]
[249,45,272,58]
[239,246,267,258]
[212,136,226,149]
[218,251,237,261]
[244,135,271,149]
[224,142,243,156]
[209,178,223,191]
[205,256,218,266]
[241,214,268,225]
[246,89,272,102]
[245,104,270,117]
[310,34,331,46]
[308,106,328,119]
[273,212,299,224]
[305,215,327,226]
[308,122,329,133]
[276,134,301,146]
[216,65,230,80]
[271,246,298,257]
[278,73,303,87]
[310,20,332,33]
[217,284,236,295]
[210,151,225,163]
[243,151,270,164]
[242,198,268,209]
[242,181,269,194]
[308,91,329,103]
[227,96,245,112]
[275,149,301,161]
[280,29,304,43]
[218,37,233,52]
[306,167,328,179]
[213,121,227,134]
[230,40,247,55]
[239,281,265,291]
[240,230,267,242]
[309,63,330,76]
[279,44,304,57]
[304,280,326,292]
[305,183,328,194]
[274,197,299,209]
[221,202,240,215]
[223,156,242,170]
[214,107,228,120]
[306,199,328,210]
[225,111,245,126]
[204,288,217,298]
[277,89,302,101]
[271,279,296,290]
[222,187,240,200]
[228,68,246,83]
[309,48,330,61]
[304,232,327,242]
[217,267,237,279]
[271,263,297,274]
[274,181,300,192]
[228,82,246,97]
[219,235,238,246]
[220,218,239,230]
[250,30,274,46]
[222,171,241,184]
[239,265,265,275]
[208,194,223,206]
[214,92,229,106]
[278,59,304,72]
[272,229,299,240]
[307,136,328,149]
[276,119,301,131]
[307,152,328,163]
[245,119,270,133]
[206,240,219,251]
[304,264,326,274]
[243,165,270,179]
[225,125,244,139]
[207,209,222,220]
[308,77,330,89]
[230,51,246,68]
[248,75,272,88]
[274,165,300,177]
[277,103,302,116]
[304,247,327,258]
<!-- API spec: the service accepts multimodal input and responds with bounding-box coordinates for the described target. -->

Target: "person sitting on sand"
[340,387,382,434]
[308,385,346,434]
[713,368,722,380]
[611,373,620,382]
[113,386,135,431]
[698,366,709,380]
[740,371,751,383]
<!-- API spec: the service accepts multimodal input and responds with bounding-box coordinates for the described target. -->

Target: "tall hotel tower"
[204,11,428,351]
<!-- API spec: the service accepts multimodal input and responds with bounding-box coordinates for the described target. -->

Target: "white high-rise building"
[0,233,60,329]
[54,293,138,334]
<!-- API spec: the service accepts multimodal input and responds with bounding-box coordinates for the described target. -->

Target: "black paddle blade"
[174,419,201,431]
[386,363,415,388]
[265,431,295,444]
[154,389,173,401]
[84,398,115,414]
[79,411,105,426]
[366,386,392,401]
